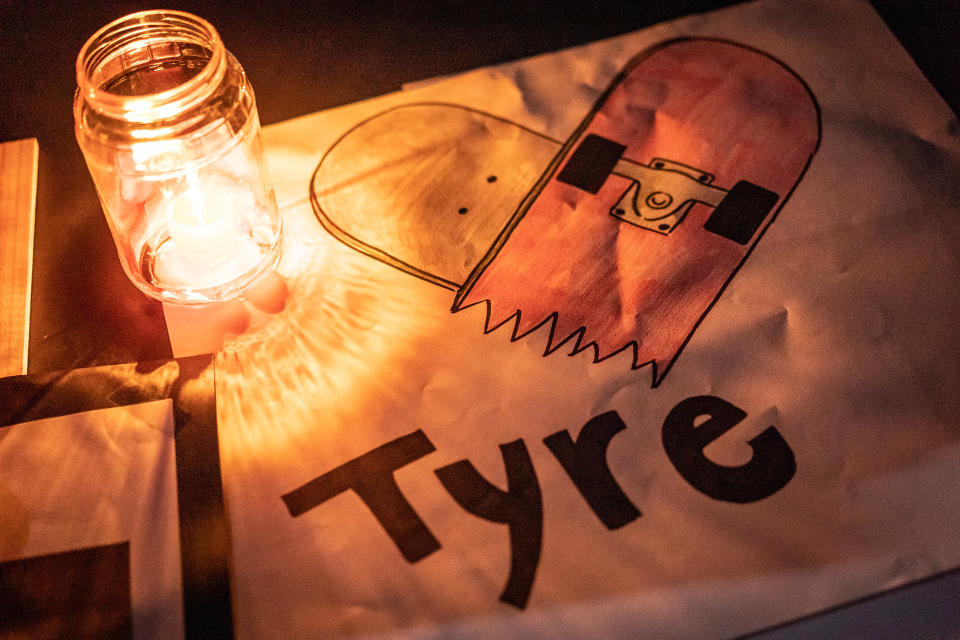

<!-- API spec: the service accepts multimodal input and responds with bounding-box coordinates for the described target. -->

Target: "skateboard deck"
[311,38,820,385]
[311,105,559,289]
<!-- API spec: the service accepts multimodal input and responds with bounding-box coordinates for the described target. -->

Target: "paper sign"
[0,357,230,639]
[37,0,960,637]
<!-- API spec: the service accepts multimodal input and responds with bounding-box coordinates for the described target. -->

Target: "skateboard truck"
[556,134,780,244]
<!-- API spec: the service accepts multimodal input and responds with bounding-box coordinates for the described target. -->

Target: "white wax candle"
[165,186,236,270]
[146,174,266,290]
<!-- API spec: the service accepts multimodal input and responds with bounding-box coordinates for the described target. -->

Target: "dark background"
[1,1,960,638]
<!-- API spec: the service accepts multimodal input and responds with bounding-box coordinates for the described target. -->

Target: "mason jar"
[74,10,281,304]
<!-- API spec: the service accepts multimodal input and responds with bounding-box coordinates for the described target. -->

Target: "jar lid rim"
[76,9,226,122]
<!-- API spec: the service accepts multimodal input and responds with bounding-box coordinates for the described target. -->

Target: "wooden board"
[0,138,38,378]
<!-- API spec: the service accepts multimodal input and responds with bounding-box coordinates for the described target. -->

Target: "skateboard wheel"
[704,181,779,245]
[556,134,626,194]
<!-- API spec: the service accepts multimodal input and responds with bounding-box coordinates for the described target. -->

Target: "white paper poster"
[197,0,960,636]
[4,0,959,638]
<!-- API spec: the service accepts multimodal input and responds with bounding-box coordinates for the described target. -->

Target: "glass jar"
[74,10,281,304]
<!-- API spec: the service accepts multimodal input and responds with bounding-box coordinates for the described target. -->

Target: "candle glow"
[144,173,271,291]
[74,10,282,304]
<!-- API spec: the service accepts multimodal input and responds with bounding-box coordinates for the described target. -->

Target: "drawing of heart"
[311,38,821,386]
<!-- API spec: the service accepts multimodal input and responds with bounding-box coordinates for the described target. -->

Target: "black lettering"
[662,396,795,503]
[435,439,542,609]
[544,411,640,529]
[282,430,441,563]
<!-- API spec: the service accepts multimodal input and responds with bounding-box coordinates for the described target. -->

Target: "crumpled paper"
[11,0,960,638]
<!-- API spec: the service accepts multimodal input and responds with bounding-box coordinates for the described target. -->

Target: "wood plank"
[0,138,38,378]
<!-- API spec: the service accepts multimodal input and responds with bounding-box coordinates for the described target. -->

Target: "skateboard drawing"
[311,38,821,385]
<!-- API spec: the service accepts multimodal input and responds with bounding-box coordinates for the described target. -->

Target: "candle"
[147,175,266,290]
[74,10,281,304]
[167,190,234,269]
[164,181,241,270]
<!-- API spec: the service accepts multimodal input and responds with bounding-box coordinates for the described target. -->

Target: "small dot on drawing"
[487,175,497,183]
[615,208,625,215]
[659,223,670,230]
[458,207,469,214]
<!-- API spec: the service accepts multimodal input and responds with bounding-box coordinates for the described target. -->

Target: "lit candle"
[74,10,281,304]
[146,175,264,289]
[164,182,240,270]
